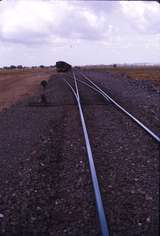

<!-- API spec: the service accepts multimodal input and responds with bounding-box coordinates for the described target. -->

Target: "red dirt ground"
[0,68,54,111]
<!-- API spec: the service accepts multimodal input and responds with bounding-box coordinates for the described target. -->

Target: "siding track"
[0,69,159,235]
[63,71,110,236]
[75,70,160,143]
[62,69,159,236]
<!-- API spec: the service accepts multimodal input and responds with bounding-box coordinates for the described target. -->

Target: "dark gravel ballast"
[0,71,159,236]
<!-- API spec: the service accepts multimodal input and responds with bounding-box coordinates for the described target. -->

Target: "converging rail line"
[63,72,110,236]
[62,68,160,236]
[75,70,160,143]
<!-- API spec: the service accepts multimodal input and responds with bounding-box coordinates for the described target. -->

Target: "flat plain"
[0,68,54,111]
[83,65,160,84]
[0,66,159,235]
[0,66,159,112]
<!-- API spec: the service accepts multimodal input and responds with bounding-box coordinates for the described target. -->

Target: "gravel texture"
[0,70,159,236]
[75,70,159,236]
[81,70,160,134]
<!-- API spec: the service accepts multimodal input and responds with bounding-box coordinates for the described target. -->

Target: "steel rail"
[76,78,110,102]
[67,74,109,101]
[77,70,160,143]
[63,78,77,98]
[63,73,110,236]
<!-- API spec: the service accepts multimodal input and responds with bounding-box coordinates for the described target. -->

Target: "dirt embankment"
[0,69,54,111]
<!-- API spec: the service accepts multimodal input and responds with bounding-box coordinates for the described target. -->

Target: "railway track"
[63,72,110,236]
[62,69,160,236]
[0,68,159,235]
[76,70,160,143]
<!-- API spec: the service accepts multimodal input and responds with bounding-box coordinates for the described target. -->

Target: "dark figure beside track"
[40,80,48,104]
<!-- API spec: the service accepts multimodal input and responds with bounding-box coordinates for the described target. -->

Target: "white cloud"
[120,1,160,34]
[0,0,112,45]
[1,0,159,45]
[0,0,160,66]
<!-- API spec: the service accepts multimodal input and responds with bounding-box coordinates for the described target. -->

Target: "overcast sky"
[0,0,160,66]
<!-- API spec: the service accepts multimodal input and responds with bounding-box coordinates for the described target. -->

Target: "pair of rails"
[63,69,160,236]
